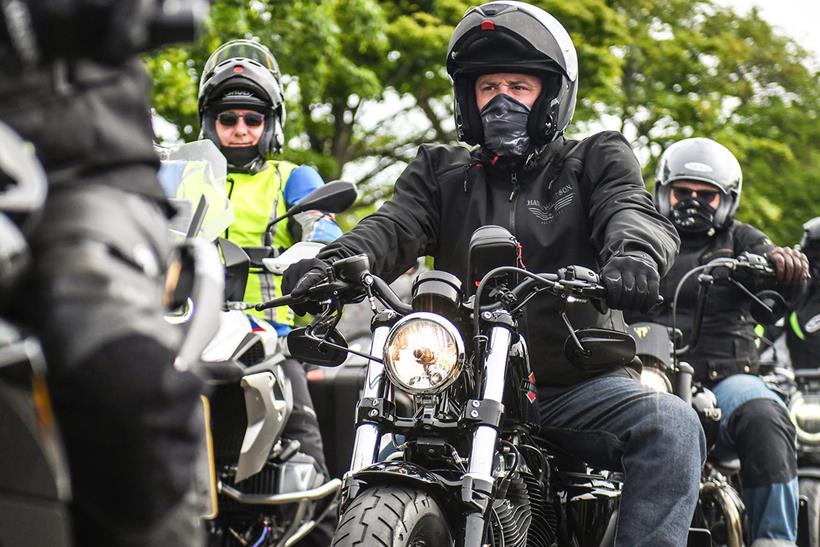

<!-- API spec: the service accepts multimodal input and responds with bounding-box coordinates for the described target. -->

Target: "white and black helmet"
[198,40,286,161]
[446,1,578,147]
[655,137,743,230]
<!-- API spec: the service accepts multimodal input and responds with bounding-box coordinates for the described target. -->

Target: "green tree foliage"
[607,0,819,243]
[147,0,818,243]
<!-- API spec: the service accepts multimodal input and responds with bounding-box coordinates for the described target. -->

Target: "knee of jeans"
[655,395,707,464]
[731,399,797,486]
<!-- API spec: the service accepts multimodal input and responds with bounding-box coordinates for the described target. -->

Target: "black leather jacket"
[632,221,777,384]
[319,131,679,390]
[787,283,820,369]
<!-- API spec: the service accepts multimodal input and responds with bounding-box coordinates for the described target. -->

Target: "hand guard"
[600,254,660,313]
[281,257,330,316]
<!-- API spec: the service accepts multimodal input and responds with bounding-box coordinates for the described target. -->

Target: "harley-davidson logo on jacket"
[526,184,574,224]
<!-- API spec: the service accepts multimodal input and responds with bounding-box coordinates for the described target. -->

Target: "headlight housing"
[383,313,465,394]
[790,393,820,446]
[640,365,672,394]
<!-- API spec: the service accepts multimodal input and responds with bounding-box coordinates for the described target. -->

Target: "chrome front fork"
[463,325,512,547]
[466,326,511,483]
[348,325,390,473]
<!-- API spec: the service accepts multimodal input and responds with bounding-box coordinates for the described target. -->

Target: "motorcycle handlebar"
[700,252,776,280]
[675,252,776,357]
[256,264,662,316]
[255,294,298,312]
[254,267,652,315]
[254,273,411,314]
[369,275,412,315]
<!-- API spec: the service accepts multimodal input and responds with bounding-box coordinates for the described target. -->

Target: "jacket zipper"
[224,175,235,239]
[508,170,518,235]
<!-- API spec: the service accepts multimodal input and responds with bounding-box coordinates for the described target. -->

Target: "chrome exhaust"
[700,479,744,547]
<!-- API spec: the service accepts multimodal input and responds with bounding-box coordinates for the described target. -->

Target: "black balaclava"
[671,197,717,235]
[479,93,533,159]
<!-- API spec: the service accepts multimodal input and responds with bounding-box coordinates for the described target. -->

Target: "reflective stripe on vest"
[790,311,806,341]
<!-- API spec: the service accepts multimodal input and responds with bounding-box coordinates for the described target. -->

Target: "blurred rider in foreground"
[1,2,210,545]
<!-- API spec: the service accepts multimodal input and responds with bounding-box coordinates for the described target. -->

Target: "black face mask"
[221,145,261,171]
[671,197,716,234]
[480,94,532,159]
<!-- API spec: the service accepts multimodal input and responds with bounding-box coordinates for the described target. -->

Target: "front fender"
[342,461,456,513]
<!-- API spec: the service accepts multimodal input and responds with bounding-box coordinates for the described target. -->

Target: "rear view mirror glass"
[287,327,348,367]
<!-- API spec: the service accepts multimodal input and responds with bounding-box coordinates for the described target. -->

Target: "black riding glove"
[600,254,660,313]
[281,257,331,316]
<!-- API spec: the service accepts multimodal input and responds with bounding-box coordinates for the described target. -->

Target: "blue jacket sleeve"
[284,165,343,243]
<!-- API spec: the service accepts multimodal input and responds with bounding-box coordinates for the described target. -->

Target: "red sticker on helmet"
[481,20,495,30]
[233,65,245,73]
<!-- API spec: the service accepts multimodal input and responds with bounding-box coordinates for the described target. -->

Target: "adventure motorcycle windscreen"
[157,139,233,242]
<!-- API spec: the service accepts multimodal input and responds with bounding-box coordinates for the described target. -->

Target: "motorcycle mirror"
[287,327,349,367]
[266,181,358,231]
[750,289,787,325]
[564,328,636,371]
[218,237,249,302]
[291,180,357,216]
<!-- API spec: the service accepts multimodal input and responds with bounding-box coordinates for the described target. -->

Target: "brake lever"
[253,279,345,312]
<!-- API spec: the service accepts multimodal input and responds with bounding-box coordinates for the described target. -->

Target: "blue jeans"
[538,375,705,547]
[712,374,799,543]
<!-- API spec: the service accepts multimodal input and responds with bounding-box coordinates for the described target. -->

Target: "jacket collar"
[473,137,567,184]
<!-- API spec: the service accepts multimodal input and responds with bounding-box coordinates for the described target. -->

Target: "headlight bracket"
[356,397,396,426]
[461,398,504,429]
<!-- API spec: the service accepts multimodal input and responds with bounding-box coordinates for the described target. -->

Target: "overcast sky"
[720,0,820,59]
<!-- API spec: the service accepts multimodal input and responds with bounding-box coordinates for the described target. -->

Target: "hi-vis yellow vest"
[225,160,297,326]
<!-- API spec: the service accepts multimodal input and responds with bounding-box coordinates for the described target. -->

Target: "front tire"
[800,478,820,547]
[331,485,453,546]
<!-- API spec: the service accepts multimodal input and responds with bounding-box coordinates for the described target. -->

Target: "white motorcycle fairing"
[263,241,324,274]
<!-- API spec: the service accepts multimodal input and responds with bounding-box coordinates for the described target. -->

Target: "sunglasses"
[672,187,720,204]
[217,112,265,127]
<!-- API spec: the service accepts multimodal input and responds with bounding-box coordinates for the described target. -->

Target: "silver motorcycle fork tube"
[467,326,512,479]
[463,326,512,547]
[348,325,390,473]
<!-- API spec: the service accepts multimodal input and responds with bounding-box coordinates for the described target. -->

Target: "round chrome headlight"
[790,394,820,445]
[640,365,672,394]
[383,313,465,394]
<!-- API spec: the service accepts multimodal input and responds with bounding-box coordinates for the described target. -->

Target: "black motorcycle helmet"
[800,217,820,281]
[198,40,285,172]
[654,137,743,231]
[446,1,579,148]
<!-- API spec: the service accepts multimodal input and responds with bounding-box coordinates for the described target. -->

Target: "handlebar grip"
[255,294,298,312]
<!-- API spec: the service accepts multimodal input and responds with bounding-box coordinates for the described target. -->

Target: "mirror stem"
[304,327,383,364]
[561,311,585,353]
[263,211,294,242]
[727,278,772,313]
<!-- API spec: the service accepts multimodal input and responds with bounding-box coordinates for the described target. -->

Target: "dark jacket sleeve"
[317,144,448,282]
[580,131,680,276]
[733,222,774,256]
